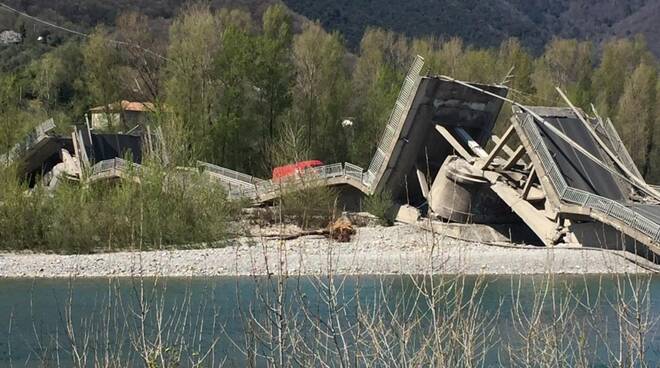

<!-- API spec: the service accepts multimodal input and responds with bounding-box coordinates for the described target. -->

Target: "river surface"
[1,275,659,367]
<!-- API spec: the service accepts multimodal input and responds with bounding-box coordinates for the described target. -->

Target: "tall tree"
[592,36,654,118]
[116,11,165,101]
[253,4,294,167]
[531,38,593,106]
[349,28,407,165]
[497,38,534,93]
[164,4,221,162]
[436,37,464,76]
[32,51,65,112]
[410,36,440,72]
[292,21,351,162]
[31,41,85,118]
[456,48,499,82]
[0,74,48,156]
[213,10,259,172]
[614,62,658,178]
[82,27,121,127]
[650,79,660,183]
[0,74,22,154]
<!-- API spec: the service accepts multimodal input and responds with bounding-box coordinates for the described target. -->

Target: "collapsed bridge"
[205,56,660,262]
[5,56,660,263]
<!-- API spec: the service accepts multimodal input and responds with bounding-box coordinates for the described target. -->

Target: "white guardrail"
[519,113,660,243]
[198,161,267,187]
[90,158,142,176]
[201,161,365,201]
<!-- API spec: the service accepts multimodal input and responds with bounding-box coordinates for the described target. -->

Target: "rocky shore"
[0,225,655,278]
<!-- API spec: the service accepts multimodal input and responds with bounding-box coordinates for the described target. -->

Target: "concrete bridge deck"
[513,107,660,260]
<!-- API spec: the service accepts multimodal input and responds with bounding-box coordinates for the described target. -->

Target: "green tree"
[614,62,658,178]
[435,37,464,76]
[82,27,121,126]
[116,11,166,101]
[213,11,259,172]
[30,41,85,119]
[164,4,221,163]
[592,36,654,117]
[650,79,660,183]
[456,48,499,82]
[253,4,294,168]
[410,36,440,72]
[0,74,22,154]
[531,38,593,106]
[496,38,534,93]
[32,52,64,111]
[292,21,351,162]
[349,28,407,165]
[0,74,48,156]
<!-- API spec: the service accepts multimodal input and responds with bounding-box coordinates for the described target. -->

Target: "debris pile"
[329,216,355,242]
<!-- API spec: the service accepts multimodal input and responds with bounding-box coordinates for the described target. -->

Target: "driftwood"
[247,216,356,242]
[277,229,329,240]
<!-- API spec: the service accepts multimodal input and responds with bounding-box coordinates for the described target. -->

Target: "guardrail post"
[606,202,614,216]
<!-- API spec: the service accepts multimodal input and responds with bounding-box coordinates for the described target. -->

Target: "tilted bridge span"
[194,55,660,262]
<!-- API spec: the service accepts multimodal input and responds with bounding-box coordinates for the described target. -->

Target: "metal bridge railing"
[345,162,364,182]
[198,161,266,188]
[90,158,142,176]
[520,113,660,243]
[212,162,365,201]
[365,55,425,189]
[315,163,344,178]
[2,119,57,165]
[519,114,569,196]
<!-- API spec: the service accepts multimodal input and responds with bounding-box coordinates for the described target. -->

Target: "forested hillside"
[283,0,660,55]
[1,1,659,182]
[2,0,660,56]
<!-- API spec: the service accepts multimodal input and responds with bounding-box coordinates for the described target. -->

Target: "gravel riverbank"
[0,225,655,278]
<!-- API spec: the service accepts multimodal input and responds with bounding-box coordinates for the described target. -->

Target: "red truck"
[272,160,323,182]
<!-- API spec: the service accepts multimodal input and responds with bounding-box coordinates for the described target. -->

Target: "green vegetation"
[2,4,660,174]
[364,191,394,226]
[278,183,338,229]
[0,162,239,253]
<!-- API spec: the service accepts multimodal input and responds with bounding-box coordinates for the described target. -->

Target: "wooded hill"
[284,0,660,56]
[2,0,660,55]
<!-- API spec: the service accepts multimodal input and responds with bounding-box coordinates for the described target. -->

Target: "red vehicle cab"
[272,160,323,182]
